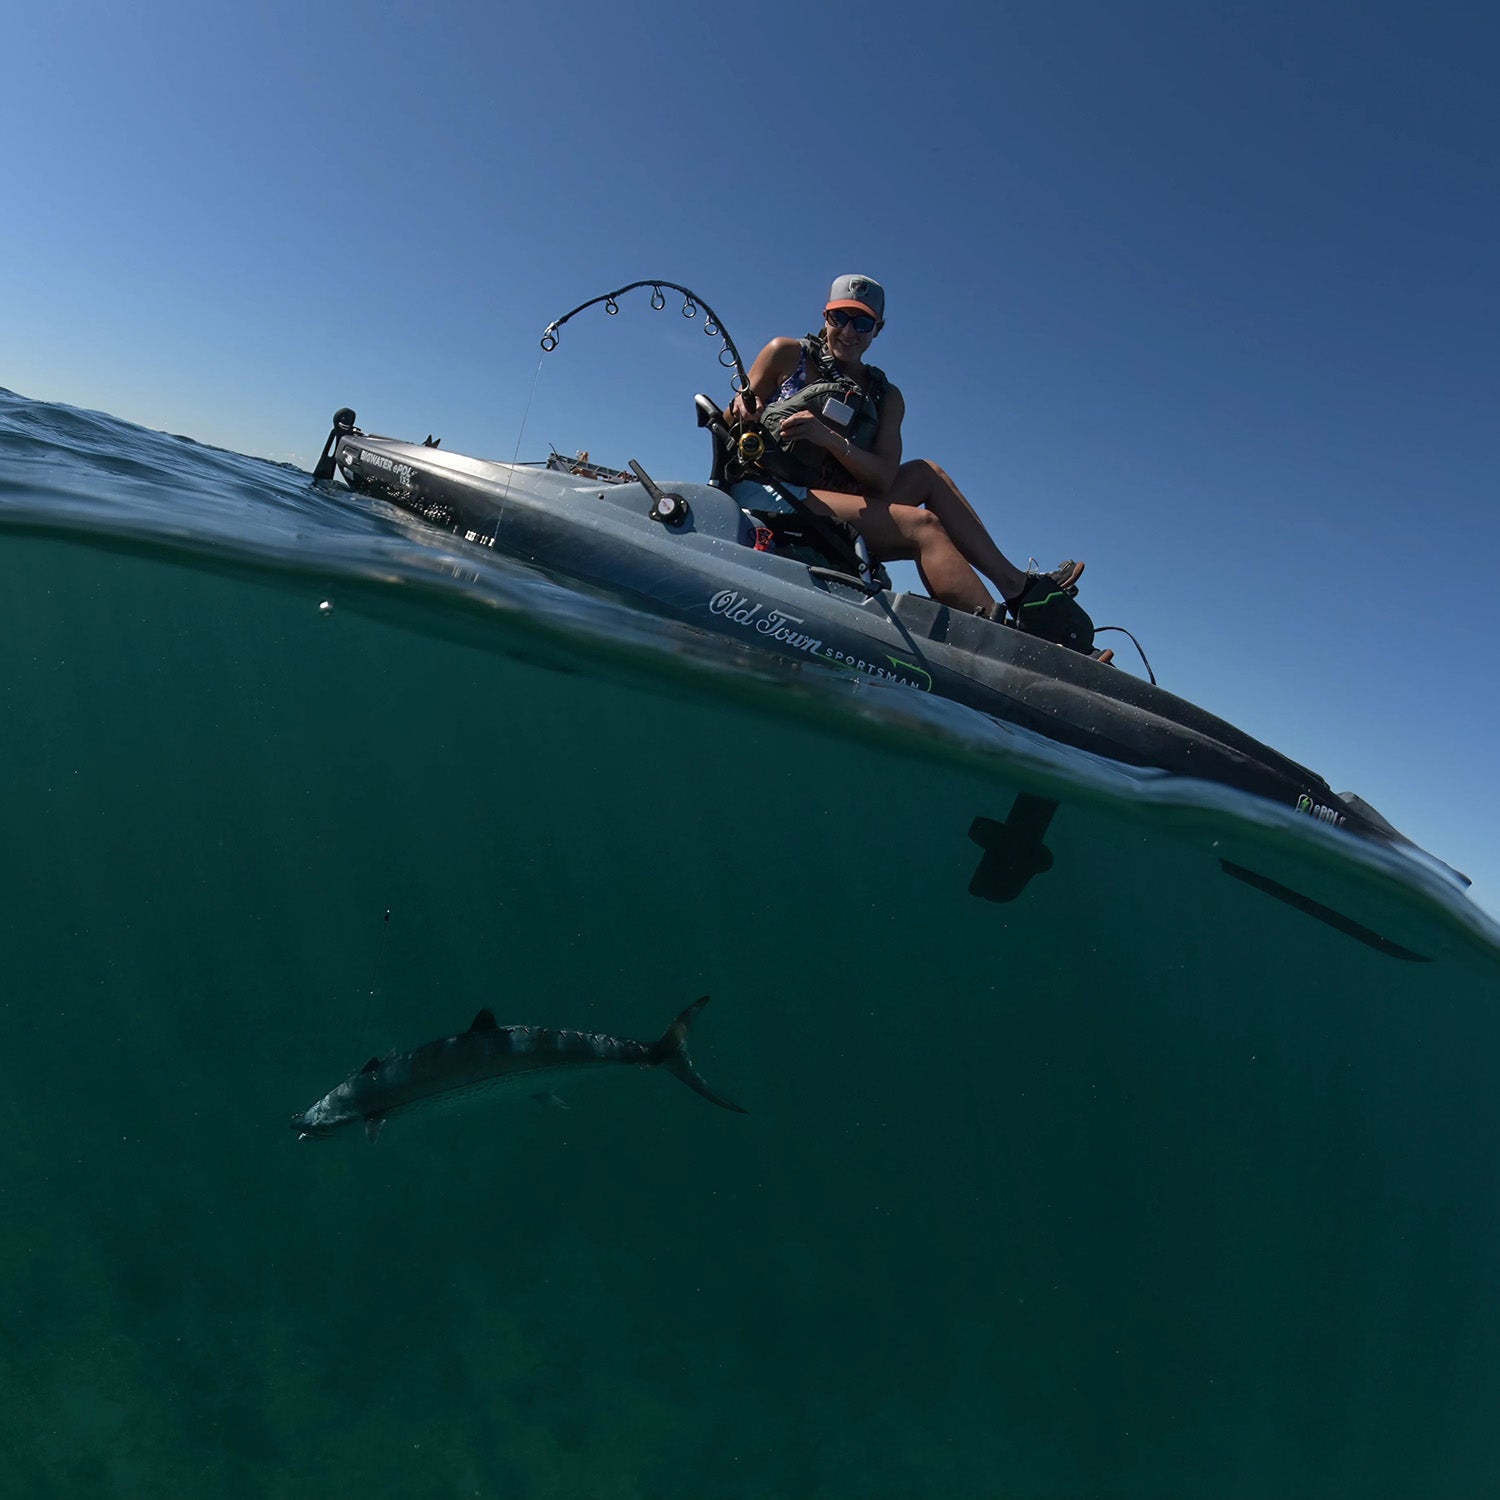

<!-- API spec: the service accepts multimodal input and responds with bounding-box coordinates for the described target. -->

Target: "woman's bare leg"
[806,488,993,613]
[880,459,1032,602]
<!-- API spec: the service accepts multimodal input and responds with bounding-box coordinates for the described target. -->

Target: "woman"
[728,274,1091,650]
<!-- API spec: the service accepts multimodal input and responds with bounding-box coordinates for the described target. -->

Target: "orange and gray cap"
[826,274,885,322]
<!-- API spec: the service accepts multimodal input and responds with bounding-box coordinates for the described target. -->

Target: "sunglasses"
[826,308,878,334]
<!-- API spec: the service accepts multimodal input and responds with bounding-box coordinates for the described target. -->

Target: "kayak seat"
[728,492,890,590]
[694,394,734,488]
[702,396,889,588]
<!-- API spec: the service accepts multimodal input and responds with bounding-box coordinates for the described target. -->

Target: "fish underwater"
[292,995,746,1141]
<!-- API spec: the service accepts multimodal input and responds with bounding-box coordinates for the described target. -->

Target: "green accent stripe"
[1019,588,1068,611]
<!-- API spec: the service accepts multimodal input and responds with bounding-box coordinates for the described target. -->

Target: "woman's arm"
[726,337,803,424]
[783,383,905,496]
[842,383,903,495]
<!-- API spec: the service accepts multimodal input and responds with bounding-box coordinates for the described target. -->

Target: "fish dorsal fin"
[360,1056,382,1075]
[467,1008,500,1033]
[364,1115,385,1143]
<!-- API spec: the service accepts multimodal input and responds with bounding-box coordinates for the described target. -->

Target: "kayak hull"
[327,427,1396,850]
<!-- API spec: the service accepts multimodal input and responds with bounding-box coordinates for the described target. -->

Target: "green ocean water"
[3,390,1500,1498]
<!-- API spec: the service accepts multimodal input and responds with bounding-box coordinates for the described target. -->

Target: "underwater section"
[4,387,1500,1497]
[2,515,1500,1499]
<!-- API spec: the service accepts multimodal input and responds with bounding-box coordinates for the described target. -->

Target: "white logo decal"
[708,589,930,689]
[710,590,824,652]
[1296,794,1346,826]
[357,450,414,487]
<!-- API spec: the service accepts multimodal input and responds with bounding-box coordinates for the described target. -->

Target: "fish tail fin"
[653,996,747,1114]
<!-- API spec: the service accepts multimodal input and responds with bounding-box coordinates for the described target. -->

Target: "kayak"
[312,403,1434,866]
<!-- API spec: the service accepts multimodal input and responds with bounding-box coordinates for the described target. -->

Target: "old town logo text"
[707,590,931,690]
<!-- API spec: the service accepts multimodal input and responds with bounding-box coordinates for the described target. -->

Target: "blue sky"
[6,1,1498,918]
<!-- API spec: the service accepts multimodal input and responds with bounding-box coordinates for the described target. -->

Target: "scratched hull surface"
[5,389,1500,1499]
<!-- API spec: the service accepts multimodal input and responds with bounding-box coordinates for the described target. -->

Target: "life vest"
[758,333,888,489]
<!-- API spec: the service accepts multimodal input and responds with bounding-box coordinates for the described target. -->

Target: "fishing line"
[494,352,547,535]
